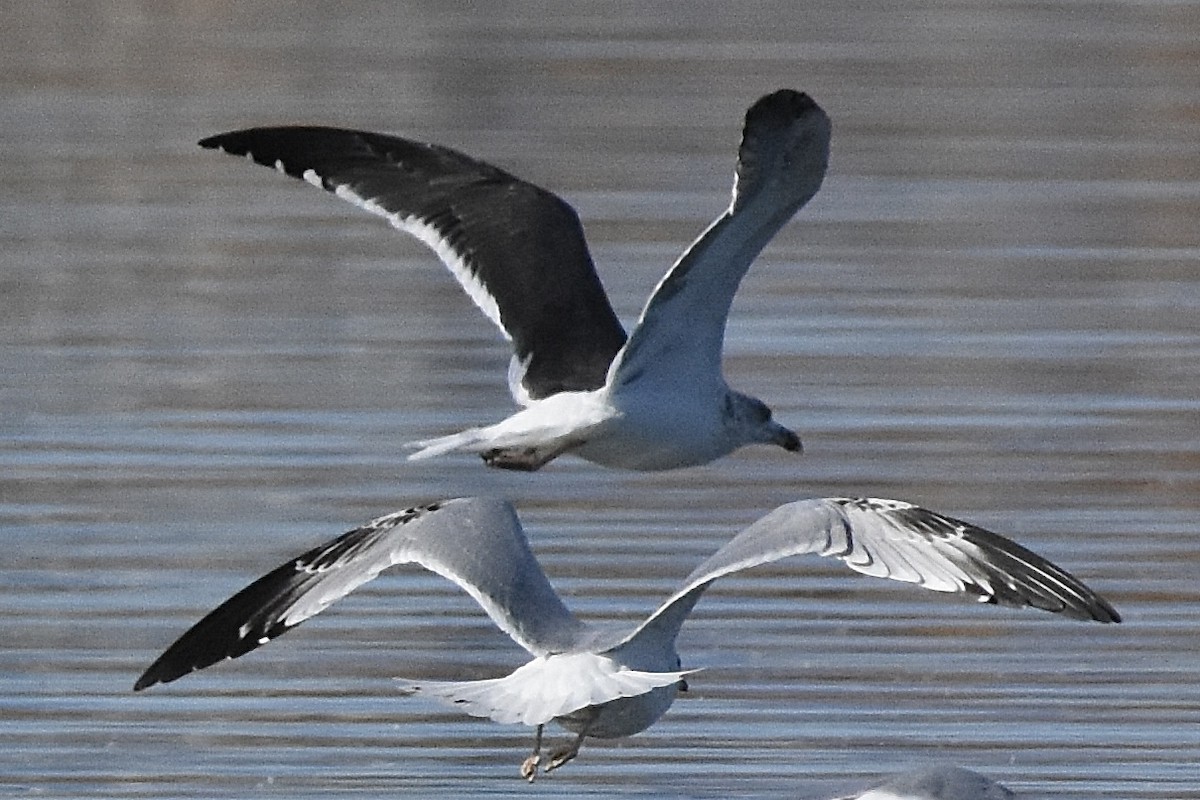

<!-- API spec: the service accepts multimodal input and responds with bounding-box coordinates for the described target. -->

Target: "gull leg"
[545,708,599,774]
[545,728,588,774]
[482,436,586,471]
[482,447,552,471]
[520,724,544,782]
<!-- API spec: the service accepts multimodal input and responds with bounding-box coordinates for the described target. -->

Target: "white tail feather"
[395,653,692,726]
[407,428,491,460]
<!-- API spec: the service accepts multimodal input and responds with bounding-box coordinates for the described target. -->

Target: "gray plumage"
[135,496,1117,779]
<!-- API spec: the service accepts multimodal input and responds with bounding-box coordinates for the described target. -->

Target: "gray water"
[3,2,1199,798]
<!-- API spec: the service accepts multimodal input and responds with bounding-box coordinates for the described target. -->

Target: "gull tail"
[396,653,694,727]
[407,427,491,460]
[408,418,584,470]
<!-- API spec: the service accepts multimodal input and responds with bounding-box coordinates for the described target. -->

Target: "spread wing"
[134,497,584,690]
[199,127,626,402]
[608,90,831,393]
[611,497,1119,655]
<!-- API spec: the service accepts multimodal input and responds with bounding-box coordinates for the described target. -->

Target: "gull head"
[729,392,802,454]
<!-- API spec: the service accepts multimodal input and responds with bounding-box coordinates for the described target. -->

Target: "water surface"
[3,2,1199,798]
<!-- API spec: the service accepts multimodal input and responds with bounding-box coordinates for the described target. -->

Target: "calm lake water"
[3,2,1199,798]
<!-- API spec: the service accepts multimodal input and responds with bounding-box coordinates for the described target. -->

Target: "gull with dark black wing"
[135,496,1118,780]
[199,90,828,470]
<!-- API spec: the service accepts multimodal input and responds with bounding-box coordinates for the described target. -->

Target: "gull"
[834,765,1014,800]
[197,89,829,471]
[133,496,1119,780]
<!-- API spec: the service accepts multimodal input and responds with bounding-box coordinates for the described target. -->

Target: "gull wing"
[611,497,1119,654]
[134,497,584,691]
[608,90,831,393]
[199,127,626,402]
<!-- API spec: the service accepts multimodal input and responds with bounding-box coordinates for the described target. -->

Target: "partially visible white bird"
[834,765,1015,800]
[133,497,1118,780]
[197,89,828,471]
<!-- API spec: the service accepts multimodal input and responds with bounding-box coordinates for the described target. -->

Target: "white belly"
[576,389,735,470]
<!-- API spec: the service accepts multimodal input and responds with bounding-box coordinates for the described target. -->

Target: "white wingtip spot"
[301,168,323,189]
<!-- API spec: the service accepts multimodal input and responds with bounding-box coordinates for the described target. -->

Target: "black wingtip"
[746,89,819,126]
[133,655,179,692]
[133,649,170,692]
[134,646,211,690]
[1093,596,1122,624]
[198,128,289,156]
[865,500,1123,625]
[198,129,264,151]
[198,130,258,155]
[1058,592,1121,625]
[131,507,445,695]
[133,647,205,692]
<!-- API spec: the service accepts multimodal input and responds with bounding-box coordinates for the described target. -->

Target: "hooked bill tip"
[779,430,802,453]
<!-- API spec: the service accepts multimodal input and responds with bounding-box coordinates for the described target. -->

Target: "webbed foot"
[520,724,544,782]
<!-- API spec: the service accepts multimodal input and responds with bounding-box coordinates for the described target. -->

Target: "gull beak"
[774,424,802,453]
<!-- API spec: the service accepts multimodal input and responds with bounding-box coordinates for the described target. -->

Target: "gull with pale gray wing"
[134,497,1118,780]
[833,765,1015,800]
[198,90,828,471]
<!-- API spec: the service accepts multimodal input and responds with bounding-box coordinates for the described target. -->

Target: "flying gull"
[198,89,829,470]
[134,497,1119,779]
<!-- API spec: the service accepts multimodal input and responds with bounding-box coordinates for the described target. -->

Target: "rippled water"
[3,2,1199,798]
